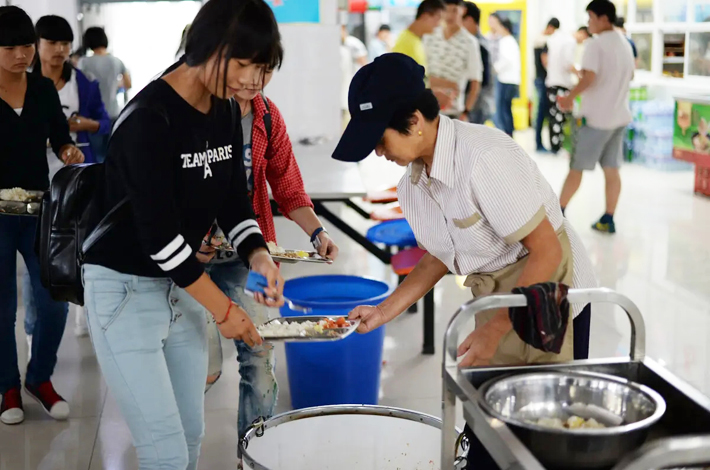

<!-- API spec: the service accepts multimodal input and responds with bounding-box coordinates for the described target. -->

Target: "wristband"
[310,227,326,243]
[217,302,234,325]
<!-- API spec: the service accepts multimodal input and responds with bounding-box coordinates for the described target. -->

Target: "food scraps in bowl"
[258,317,351,338]
[533,416,607,430]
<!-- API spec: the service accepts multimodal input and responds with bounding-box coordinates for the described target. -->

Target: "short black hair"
[185,0,283,97]
[443,0,463,5]
[586,0,617,25]
[548,18,560,29]
[578,25,590,35]
[491,13,514,34]
[463,2,481,25]
[378,24,391,33]
[614,16,625,28]
[83,27,109,50]
[387,89,440,135]
[0,6,36,47]
[36,15,74,43]
[416,0,445,20]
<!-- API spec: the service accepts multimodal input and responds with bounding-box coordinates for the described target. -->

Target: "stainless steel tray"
[271,251,333,264]
[440,289,710,470]
[0,201,41,216]
[257,315,359,343]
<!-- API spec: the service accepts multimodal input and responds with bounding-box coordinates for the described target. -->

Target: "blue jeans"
[206,260,277,438]
[0,216,68,394]
[495,79,519,137]
[534,77,550,149]
[83,264,207,470]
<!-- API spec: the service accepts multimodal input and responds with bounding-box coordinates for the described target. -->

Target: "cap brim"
[331,115,389,163]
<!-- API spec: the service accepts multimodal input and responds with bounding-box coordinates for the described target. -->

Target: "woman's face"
[0,44,35,74]
[38,38,72,67]
[488,16,501,35]
[202,55,273,100]
[374,113,426,167]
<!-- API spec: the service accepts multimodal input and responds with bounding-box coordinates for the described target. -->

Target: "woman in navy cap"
[332,52,597,469]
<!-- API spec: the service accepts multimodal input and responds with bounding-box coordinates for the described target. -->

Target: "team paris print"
[180,144,233,179]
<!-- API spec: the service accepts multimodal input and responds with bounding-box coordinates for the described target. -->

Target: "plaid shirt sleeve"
[261,99,314,217]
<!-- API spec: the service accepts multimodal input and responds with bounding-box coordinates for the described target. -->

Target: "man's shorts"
[571,124,626,171]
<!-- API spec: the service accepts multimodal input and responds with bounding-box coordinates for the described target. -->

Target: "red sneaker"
[25,381,70,420]
[1,387,25,425]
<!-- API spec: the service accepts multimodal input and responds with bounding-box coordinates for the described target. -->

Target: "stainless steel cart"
[442,288,710,470]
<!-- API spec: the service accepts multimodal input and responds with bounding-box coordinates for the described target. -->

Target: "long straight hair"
[184,0,284,100]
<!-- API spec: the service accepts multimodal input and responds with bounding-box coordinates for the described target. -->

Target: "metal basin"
[478,372,666,469]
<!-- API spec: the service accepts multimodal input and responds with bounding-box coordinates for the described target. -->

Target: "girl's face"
[202,55,273,100]
[488,16,501,35]
[374,112,426,167]
[38,38,72,67]
[0,44,35,74]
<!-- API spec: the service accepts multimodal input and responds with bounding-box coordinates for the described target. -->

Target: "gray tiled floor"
[2,129,710,469]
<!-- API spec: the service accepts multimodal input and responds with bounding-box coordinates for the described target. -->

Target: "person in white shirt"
[545,23,578,153]
[423,0,483,120]
[332,53,597,470]
[558,0,634,234]
[342,25,368,72]
[489,13,520,136]
[369,24,391,62]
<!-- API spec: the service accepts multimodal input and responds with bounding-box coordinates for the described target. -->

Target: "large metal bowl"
[478,371,666,469]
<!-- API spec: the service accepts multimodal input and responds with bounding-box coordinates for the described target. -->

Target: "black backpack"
[36,102,168,305]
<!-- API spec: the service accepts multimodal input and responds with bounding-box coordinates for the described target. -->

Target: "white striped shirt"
[397,116,597,317]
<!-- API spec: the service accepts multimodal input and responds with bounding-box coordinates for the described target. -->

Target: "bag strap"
[261,93,273,160]
[81,101,169,258]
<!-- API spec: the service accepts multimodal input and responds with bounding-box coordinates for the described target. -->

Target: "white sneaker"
[0,388,25,425]
[73,306,89,337]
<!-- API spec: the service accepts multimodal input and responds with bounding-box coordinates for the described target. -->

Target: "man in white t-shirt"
[558,0,634,235]
[423,0,483,120]
[545,24,577,153]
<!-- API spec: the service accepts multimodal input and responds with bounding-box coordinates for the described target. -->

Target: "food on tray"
[0,201,28,214]
[0,188,32,202]
[267,241,285,255]
[532,415,607,430]
[267,242,310,259]
[27,203,40,214]
[258,318,351,338]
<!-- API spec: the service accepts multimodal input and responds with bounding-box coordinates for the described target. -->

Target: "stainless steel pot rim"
[478,370,667,436]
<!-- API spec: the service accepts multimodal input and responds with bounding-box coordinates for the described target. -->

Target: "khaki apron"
[464,227,575,366]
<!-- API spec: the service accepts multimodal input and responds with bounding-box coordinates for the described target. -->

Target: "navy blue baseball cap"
[332,53,426,162]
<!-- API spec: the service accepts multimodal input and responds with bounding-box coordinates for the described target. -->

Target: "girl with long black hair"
[82,1,285,468]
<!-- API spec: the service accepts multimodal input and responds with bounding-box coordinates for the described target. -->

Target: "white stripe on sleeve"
[150,235,186,262]
[157,245,192,272]
[233,226,262,249]
[228,220,259,245]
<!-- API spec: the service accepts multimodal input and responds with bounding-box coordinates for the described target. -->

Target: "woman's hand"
[59,145,84,165]
[316,231,339,261]
[217,302,262,347]
[249,249,285,308]
[557,94,574,112]
[457,309,510,368]
[68,115,100,133]
[196,234,222,263]
[349,305,388,333]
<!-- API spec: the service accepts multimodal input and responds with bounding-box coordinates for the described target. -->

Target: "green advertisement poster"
[674,100,710,156]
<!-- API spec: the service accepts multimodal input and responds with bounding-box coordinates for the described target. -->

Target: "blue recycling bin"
[280,275,391,409]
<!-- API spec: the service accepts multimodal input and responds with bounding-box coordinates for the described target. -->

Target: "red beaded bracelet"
[217,302,234,325]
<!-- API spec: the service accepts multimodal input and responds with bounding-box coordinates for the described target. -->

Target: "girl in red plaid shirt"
[205,58,339,445]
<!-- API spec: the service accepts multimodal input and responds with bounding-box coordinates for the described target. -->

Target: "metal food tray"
[257,315,359,343]
[441,288,710,470]
[271,251,333,264]
[0,201,41,217]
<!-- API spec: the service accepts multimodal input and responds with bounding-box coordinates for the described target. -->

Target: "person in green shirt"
[393,0,452,109]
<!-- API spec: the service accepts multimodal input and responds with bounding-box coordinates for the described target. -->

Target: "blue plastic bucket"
[280,275,391,409]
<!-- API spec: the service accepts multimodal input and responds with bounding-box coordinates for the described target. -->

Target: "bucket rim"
[282,275,393,309]
[240,404,455,470]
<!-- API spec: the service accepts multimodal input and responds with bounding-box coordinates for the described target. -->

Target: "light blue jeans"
[83,264,207,470]
[206,259,277,438]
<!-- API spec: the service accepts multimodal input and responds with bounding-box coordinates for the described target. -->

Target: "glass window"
[663,33,686,78]
[688,32,710,77]
[631,33,653,71]
[636,0,654,23]
[693,2,710,23]
[663,1,688,22]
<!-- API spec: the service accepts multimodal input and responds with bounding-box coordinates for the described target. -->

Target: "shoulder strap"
[81,101,170,258]
[261,93,273,159]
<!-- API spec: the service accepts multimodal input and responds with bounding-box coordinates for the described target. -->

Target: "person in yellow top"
[392,0,445,70]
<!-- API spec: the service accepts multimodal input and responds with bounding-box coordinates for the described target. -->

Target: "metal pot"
[478,371,666,469]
